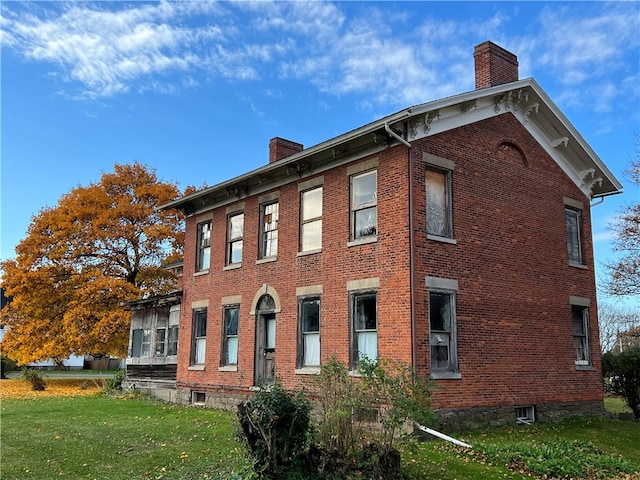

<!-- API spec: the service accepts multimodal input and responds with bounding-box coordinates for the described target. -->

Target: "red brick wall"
[411,113,602,410]
[177,146,414,393]
[175,111,603,414]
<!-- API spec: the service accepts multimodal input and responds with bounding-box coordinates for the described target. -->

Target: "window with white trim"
[196,221,211,271]
[226,212,244,265]
[191,308,207,365]
[298,297,320,367]
[300,187,322,252]
[222,305,239,366]
[350,170,377,240]
[351,292,377,367]
[259,201,279,259]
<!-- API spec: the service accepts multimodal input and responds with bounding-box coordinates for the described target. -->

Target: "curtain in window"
[357,331,377,361]
[195,338,206,364]
[227,337,238,364]
[304,333,320,366]
[426,170,448,236]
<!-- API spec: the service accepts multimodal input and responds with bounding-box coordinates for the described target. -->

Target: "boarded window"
[426,169,451,237]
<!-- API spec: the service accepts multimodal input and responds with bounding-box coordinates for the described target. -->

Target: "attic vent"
[515,405,535,424]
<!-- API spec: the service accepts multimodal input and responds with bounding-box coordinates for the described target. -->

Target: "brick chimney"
[269,137,304,163]
[474,41,519,89]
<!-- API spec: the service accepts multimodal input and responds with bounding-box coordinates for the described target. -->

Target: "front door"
[255,312,276,385]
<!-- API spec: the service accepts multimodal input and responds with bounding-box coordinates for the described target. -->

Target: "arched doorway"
[254,294,276,385]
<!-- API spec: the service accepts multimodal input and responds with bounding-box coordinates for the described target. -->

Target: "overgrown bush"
[1,355,18,378]
[21,368,46,391]
[237,382,312,478]
[106,369,126,392]
[311,356,436,478]
[602,347,640,419]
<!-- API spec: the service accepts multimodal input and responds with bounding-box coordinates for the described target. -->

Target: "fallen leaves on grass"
[0,378,102,399]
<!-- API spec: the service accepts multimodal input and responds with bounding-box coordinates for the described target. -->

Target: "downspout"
[385,120,416,369]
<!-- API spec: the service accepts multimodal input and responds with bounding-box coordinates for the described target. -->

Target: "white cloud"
[1,0,638,118]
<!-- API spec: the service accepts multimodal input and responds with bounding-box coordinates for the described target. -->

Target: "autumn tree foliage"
[0,162,183,364]
[602,138,640,298]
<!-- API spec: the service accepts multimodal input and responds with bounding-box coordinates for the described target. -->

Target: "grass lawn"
[1,386,638,480]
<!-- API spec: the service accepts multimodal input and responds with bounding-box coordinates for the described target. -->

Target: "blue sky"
[1,1,639,305]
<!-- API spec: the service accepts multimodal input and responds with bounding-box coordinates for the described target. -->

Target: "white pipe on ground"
[416,425,472,449]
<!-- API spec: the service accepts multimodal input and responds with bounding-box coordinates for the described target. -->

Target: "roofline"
[161,77,622,211]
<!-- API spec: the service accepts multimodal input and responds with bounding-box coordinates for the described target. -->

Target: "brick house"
[142,41,623,428]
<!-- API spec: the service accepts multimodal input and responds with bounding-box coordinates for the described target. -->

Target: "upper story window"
[222,305,239,366]
[565,207,583,265]
[226,212,244,265]
[426,168,452,238]
[351,170,377,240]
[191,308,207,365]
[300,187,323,252]
[196,221,211,271]
[351,292,377,367]
[259,201,279,259]
[298,297,320,367]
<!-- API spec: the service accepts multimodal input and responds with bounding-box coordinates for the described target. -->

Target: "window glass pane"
[429,292,451,331]
[354,207,377,238]
[426,169,449,236]
[155,328,166,355]
[229,214,244,240]
[302,188,323,220]
[352,171,377,207]
[168,326,179,355]
[195,337,206,364]
[169,305,180,325]
[354,294,377,331]
[302,299,320,332]
[301,220,322,251]
[431,343,450,370]
[229,240,243,264]
[357,331,377,361]
[226,308,239,336]
[131,329,143,357]
[194,311,207,337]
[304,333,320,365]
[266,317,276,349]
[227,337,238,364]
[565,209,581,263]
[572,309,585,336]
[261,203,279,258]
[141,329,151,356]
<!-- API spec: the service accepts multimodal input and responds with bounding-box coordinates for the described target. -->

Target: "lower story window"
[131,329,151,357]
[191,308,207,365]
[298,297,320,367]
[167,325,179,356]
[222,306,239,366]
[155,328,166,355]
[572,305,590,365]
[352,292,377,367]
[429,291,458,374]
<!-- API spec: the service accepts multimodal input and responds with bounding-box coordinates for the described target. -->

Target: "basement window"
[192,391,206,405]
[515,406,535,425]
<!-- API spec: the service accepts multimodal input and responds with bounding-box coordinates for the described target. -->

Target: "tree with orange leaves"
[0,162,184,364]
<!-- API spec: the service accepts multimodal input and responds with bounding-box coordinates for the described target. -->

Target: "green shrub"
[237,382,312,478]
[105,369,126,392]
[21,368,46,391]
[481,438,638,479]
[602,347,640,419]
[1,355,18,378]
